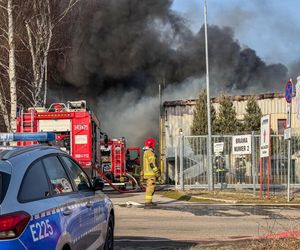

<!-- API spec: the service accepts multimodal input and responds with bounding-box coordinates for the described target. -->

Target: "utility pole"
[287,79,293,202]
[204,0,213,190]
[159,82,166,183]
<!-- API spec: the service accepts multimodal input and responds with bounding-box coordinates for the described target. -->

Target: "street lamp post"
[204,0,213,190]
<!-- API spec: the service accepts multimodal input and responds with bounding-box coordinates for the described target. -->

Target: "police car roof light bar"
[0,132,56,142]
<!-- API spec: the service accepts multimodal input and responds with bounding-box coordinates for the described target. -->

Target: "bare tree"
[0,0,17,132]
[24,0,80,106]
[0,0,80,132]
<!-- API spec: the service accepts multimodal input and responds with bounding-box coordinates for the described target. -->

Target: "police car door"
[15,157,82,250]
[42,155,89,250]
[60,155,107,249]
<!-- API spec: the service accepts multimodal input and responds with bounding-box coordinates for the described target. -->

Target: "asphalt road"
[107,191,300,250]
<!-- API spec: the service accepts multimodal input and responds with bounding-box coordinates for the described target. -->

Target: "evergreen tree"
[191,90,216,135]
[215,95,241,134]
[243,97,262,132]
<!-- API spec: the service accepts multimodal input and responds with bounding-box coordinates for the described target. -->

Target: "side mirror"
[92,177,105,191]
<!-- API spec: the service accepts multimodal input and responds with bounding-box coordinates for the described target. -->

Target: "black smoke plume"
[51,0,289,145]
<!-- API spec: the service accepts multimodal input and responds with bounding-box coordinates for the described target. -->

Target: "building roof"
[163,92,290,107]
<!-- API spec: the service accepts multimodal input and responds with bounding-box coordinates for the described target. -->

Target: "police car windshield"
[0,172,10,204]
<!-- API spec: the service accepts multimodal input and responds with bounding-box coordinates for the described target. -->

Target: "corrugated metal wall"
[164,95,299,159]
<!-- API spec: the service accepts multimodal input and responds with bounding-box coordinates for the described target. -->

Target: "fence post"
[179,134,184,191]
[207,135,213,190]
[287,137,291,202]
[251,131,256,196]
[175,145,178,190]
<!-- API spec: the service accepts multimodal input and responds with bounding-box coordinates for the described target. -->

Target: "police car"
[0,133,114,250]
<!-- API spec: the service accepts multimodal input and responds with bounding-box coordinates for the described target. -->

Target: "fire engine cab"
[16,100,101,177]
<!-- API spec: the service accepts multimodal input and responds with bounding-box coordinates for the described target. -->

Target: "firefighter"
[126,149,141,188]
[235,155,246,184]
[141,137,160,208]
[214,154,226,187]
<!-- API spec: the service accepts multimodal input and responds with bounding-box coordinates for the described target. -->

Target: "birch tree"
[0,0,17,132]
[24,0,80,106]
[0,0,80,132]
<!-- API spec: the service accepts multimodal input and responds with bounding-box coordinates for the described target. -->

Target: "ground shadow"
[114,236,198,250]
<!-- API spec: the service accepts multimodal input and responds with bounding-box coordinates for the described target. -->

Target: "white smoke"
[97,77,206,147]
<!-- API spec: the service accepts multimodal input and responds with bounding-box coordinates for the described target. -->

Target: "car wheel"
[103,217,114,250]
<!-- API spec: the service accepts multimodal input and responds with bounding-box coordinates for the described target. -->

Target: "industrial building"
[163,93,298,156]
[162,93,300,185]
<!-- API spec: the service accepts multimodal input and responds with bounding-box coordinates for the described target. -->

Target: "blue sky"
[171,0,300,67]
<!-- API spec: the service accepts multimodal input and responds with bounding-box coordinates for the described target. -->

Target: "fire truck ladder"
[114,146,122,179]
[19,108,35,146]
[22,110,34,132]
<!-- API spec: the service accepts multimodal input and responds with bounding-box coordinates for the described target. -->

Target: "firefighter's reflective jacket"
[238,158,246,170]
[234,158,246,174]
[143,148,160,178]
[214,156,226,172]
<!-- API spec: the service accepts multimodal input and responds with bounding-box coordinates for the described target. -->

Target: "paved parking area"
[108,191,300,249]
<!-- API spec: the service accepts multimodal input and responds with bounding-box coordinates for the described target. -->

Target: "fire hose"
[92,165,144,193]
[92,165,165,193]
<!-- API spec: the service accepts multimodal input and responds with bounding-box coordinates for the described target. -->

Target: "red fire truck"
[100,135,141,189]
[16,100,101,177]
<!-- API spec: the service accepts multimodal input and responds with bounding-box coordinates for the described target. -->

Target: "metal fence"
[174,133,300,198]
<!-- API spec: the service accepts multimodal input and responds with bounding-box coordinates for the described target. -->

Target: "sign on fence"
[260,115,270,158]
[213,142,224,154]
[232,135,251,155]
[284,128,291,140]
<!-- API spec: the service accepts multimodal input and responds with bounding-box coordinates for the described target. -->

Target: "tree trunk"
[0,84,11,131]
[7,0,17,132]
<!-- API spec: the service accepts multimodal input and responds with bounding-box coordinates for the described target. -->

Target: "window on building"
[277,119,286,135]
